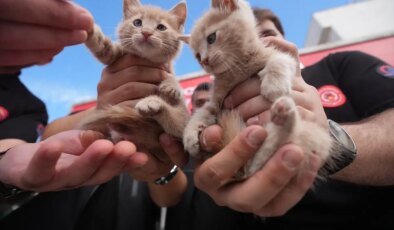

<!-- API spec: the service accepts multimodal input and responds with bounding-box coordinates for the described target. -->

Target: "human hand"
[0,0,93,71]
[0,130,136,192]
[96,54,171,109]
[123,133,188,182]
[195,125,321,216]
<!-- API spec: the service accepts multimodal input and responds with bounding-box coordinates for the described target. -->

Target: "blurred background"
[20,0,394,121]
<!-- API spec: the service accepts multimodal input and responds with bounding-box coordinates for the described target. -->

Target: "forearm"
[42,107,96,139]
[332,109,394,185]
[147,169,187,207]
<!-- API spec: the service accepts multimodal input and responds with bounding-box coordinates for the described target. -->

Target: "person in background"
[190,81,212,114]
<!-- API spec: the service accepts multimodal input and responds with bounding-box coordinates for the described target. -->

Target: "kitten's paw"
[183,124,207,158]
[136,98,163,116]
[261,84,290,103]
[159,83,181,101]
[271,97,296,126]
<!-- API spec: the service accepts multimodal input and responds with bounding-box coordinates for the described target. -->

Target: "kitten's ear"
[211,0,238,13]
[123,0,141,18]
[178,34,190,44]
[169,1,187,29]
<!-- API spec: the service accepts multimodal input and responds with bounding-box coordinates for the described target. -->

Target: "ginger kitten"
[80,0,189,163]
[183,0,334,179]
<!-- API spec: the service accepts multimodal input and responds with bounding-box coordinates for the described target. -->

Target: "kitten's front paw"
[261,84,290,103]
[271,96,296,126]
[136,98,163,116]
[183,124,207,158]
[159,83,181,101]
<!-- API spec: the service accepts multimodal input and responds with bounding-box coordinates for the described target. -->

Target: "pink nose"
[142,32,152,39]
[201,58,209,66]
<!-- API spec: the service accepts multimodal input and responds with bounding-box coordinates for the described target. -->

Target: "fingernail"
[201,130,212,152]
[78,11,94,31]
[224,97,233,109]
[246,127,265,148]
[282,150,303,169]
[72,30,88,43]
[247,116,259,125]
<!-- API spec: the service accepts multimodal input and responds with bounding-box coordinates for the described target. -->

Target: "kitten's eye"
[133,19,142,27]
[157,24,167,31]
[207,32,216,45]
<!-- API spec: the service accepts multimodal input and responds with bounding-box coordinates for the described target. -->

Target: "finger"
[291,90,312,110]
[257,155,321,217]
[224,77,260,109]
[128,152,173,181]
[296,106,316,123]
[0,22,87,50]
[108,54,170,73]
[213,145,304,213]
[292,76,307,92]
[56,139,114,188]
[86,141,137,185]
[0,0,93,31]
[246,111,271,126]
[21,141,63,189]
[235,96,271,121]
[100,66,165,90]
[45,130,104,155]
[99,82,158,106]
[199,125,223,153]
[194,126,267,191]
[160,133,189,167]
[0,48,63,66]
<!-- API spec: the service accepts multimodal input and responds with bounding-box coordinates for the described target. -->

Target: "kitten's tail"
[78,105,157,137]
[85,24,123,65]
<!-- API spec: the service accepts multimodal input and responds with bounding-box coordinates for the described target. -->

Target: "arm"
[334,109,394,185]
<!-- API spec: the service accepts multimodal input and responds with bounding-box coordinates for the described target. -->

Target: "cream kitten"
[80,0,189,163]
[183,0,333,179]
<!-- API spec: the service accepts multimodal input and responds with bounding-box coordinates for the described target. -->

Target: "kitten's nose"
[201,57,209,66]
[142,31,152,39]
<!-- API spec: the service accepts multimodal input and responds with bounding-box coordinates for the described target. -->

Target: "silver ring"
[154,165,179,185]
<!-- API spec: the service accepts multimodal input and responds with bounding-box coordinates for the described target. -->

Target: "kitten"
[80,0,189,163]
[183,0,334,179]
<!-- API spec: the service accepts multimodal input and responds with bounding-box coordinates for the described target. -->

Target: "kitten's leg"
[158,76,184,105]
[239,96,298,179]
[85,24,123,65]
[135,95,189,138]
[183,102,218,158]
[258,52,297,102]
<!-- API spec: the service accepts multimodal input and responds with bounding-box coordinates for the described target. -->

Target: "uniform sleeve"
[328,51,394,118]
[0,113,46,142]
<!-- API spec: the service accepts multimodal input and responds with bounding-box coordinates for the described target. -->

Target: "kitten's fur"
[80,0,189,163]
[183,0,334,179]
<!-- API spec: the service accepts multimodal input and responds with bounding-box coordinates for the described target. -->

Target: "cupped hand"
[195,125,321,216]
[0,130,137,192]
